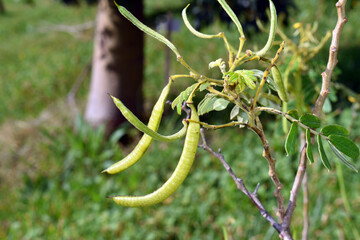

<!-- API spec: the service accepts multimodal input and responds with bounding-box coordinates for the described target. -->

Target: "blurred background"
[0,0,359,239]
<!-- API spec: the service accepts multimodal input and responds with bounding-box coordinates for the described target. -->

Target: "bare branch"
[199,129,284,236]
[313,0,348,117]
[249,125,285,221]
[283,0,348,231]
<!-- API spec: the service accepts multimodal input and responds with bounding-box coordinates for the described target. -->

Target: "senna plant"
[102,0,358,238]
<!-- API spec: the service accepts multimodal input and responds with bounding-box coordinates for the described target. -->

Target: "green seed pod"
[112,104,200,207]
[271,66,288,102]
[103,81,173,174]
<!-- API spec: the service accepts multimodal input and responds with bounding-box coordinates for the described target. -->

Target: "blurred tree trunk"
[0,0,5,14]
[85,0,144,135]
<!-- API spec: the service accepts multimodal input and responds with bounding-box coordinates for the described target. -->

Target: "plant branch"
[313,0,348,117]
[198,129,283,234]
[252,41,285,110]
[283,0,348,231]
[249,124,285,221]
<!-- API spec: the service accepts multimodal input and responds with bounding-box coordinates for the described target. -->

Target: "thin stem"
[313,0,348,117]
[252,41,285,110]
[249,125,285,221]
[283,0,348,231]
[219,33,234,67]
[199,129,284,235]
[187,119,248,130]
[255,107,325,138]
[177,56,199,75]
[301,134,310,240]
[301,172,309,240]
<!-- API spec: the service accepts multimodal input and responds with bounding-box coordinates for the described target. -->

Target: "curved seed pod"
[103,81,172,174]
[254,0,277,56]
[110,95,188,142]
[271,65,288,102]
[112,104,200,207]
[115,4,180,57]
[182,4,221,39]
[217,0,244,37]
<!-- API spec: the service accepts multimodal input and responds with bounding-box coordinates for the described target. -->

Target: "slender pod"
[182,4,221,39]
[254,0,277,56]
[115,3,180,57]
[271,65,288,102]
[110,95,188,142]
[103,81,173,174]
[112,104,200,207]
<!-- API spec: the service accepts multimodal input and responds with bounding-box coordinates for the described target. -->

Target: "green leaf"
[241,75,256,89]
[213,98,230,111]
[299,113,321,129]
[228,72,239,84]
[306,129,314,163]
[287,109,299,120]
[285,122,298,156]
[328,141,358,172]
[317,135,331,171]
[252,69,277,92]
[328,135,359,159]
[321,125,349,137]
[199,82,210,92]
[171,83,198,115]
[230,105,240,120]
[197,94,218,116]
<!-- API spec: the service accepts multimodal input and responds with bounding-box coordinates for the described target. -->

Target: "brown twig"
[198,129,283,233]
[283,0,348,235]
[249,125,285,221]
[313,0,348,117]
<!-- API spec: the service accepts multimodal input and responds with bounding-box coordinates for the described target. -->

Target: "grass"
[1,0,360,239]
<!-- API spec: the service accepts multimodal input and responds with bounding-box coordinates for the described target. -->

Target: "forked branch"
[283,0,348,236]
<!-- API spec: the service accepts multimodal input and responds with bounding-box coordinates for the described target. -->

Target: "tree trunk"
[0,0,5,14]
[85,0,143,135]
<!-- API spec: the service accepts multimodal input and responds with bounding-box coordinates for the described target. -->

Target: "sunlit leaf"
[197,94,218,116]
[306,129,314,163]
[213,98,230,111]
[317,135,331,171]
[328,142,358,172]
[230,105,240,120]
[241,75,256,89]
[328,135,359,159]
[200,82,210,92]
[321,125,349,137]
[299,113,321,129]
[285,122,298,156]
[171,83,198,115]
[228,72,239,83]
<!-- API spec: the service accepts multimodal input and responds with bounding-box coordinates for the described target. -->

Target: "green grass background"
[1,0,360,239]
